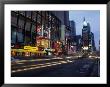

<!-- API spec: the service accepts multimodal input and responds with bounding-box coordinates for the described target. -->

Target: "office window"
[37,14,41,24]
[42,11,45,19]
[83,33,88,40]
[25,36,31,43]
[32,11,36,21]
[18,16,25,29]
[17,29,23,42]
[11,26,17,43]
[52,17,55,24]
[25,19,31,43]
[37,13,42,37]
[45,12,49,20]
[11,13,17,26]
[31,24,36,42]
[14,11,19,13]
[43,19,48,38]
[31,24,36,33]
[25,20,31,31]
[56,26,59,39]
[37,11,41,15]
[19,11,25,16]
[37,23,42,36]
[48,13,51,22]
[25,31,31,43]
[45,21,49,29]
[48,20,51,29]
[26,11,31,19]
[42,12,47,37]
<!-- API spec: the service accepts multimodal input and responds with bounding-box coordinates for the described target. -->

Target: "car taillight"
[41,49,44,51]
[38,47,44,51]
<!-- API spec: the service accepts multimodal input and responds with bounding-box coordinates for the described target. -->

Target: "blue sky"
[69,10,100,50]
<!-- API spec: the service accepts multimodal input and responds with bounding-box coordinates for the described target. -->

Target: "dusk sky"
[69,10,100,50]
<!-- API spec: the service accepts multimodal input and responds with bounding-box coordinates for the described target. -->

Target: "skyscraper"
[69,20,76,47]
[82,17,91,52]
[90,32,96,51]
[82,17,96,53]
[69,20,76,36]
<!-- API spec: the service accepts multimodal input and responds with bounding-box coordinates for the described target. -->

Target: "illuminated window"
[37,23,42,36]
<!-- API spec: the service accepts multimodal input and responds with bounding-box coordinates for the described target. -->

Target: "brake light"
[38,47,44,51]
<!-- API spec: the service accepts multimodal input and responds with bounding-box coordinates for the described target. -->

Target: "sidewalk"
[13,55,56,60]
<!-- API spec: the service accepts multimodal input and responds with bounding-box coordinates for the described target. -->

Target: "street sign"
[24,46,32,50]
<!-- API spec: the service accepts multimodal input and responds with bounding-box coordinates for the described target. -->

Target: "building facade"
[11,11,69,54]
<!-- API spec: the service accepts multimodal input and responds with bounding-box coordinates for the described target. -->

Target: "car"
[44,48,51,51]
[44,48,55,55]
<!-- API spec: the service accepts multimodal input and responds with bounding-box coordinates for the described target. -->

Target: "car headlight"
[89,56,91,58]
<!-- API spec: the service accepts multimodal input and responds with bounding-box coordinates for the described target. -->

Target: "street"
[11,56,100,77]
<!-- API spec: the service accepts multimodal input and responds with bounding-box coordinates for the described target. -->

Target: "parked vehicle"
[11,45,47,57]
[44,48,55,55]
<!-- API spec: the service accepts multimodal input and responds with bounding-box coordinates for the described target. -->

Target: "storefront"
[51,41,62,55]
[36,36,50,48]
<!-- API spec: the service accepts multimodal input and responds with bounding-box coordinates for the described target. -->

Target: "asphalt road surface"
[11,57,100,77]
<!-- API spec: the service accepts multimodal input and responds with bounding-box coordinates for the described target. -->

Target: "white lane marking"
[82,64,90,68]
[11,60,69,73]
